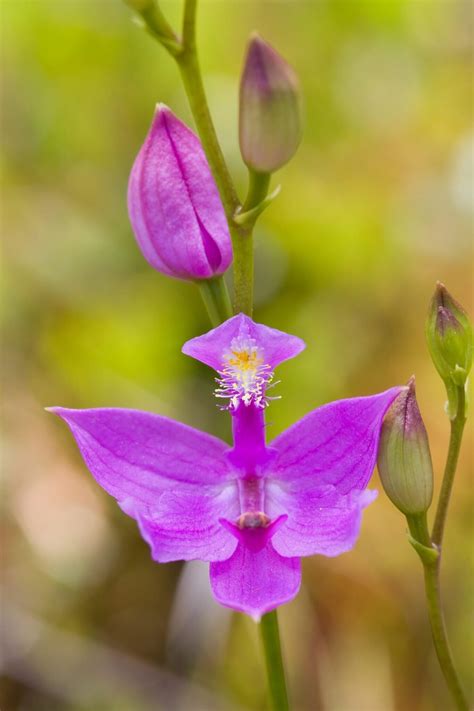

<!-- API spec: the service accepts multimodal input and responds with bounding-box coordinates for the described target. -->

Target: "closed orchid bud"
[426,282,472,387]
[377,378,433,515]
[239,34,302,173]
[128,104,233,281]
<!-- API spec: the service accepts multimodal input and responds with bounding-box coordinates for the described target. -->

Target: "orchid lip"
[214,334,277,410]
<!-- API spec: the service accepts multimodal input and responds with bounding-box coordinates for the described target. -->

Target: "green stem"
[176,43,251,314]
[242,169,271,213]
[176,5,255,315]
[198,276,232,327]
[431,385,466,548]
[230,170,271,315]
[259,610,290,711]
[176,20,239,219]
[407,514,469,710]
[176,3,271,316]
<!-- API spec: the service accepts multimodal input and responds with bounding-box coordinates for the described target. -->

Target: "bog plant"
[50,3,471,710]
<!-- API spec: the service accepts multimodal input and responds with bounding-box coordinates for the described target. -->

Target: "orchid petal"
[182,313,305,372]
[49,407,232,515]
[209,541,300,620]
[267,483,377,557]
[138,484,239,562]
[268,387,402,494]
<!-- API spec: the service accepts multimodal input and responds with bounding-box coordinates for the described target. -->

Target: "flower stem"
[259,610,290,711]
[177,0,260,315]
[130,0,272,316]
[407,514,469,710]
[243,169,271,213]
[176,3,239,220]
[198,276,233,327]
[176,22,269,314]
[230,170,271,315]
[431,385,466,548]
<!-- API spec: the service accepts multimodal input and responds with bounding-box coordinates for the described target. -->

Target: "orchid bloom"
[51,315,401,620]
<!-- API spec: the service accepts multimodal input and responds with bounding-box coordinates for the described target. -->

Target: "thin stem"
[198,276,232,327]
[431,385,466,548]
[182,0,197,49]
[231,170,271,315]
[422,564,469,711]
[176,1,261,314]
[177,2,239,219]
[259,610,290,711]
[407,512,431,548]
[177,3,269,316]
[242,169,271,213]
[407,514,469,710]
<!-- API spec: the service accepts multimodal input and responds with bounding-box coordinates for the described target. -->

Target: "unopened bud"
[128,105,232,281]
[377,377,433,515]
[426,282,472,387]
[239,34,302,173]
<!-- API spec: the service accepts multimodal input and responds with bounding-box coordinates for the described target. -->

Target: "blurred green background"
[1,1,472,709]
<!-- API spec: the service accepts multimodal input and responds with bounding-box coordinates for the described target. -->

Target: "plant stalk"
[260,610,290,711]
[431,385,466,548]
[407,513,468,710]
[198,276,232,326]
[177,3,270,315]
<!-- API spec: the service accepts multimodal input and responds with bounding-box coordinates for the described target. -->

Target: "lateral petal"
[267,482,377,557]
[49,407,231,515]
[268,387,402,494]
[138,484,239,562]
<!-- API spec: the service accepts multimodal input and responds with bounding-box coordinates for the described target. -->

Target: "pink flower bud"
[128,104,233,281]
[239,34,302,173]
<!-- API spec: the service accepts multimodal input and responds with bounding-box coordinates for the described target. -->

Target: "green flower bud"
[239,34,302,173]
[426,282,472,387]
[377,377,433,515]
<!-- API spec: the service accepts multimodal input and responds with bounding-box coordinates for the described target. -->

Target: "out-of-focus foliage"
[1,1,472,710]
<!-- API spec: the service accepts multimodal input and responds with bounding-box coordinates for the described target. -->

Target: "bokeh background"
[1,1,473,709]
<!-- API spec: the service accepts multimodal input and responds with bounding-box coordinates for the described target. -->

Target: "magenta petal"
[49,407,231,515]
[138,485,239,562]
[269,387,402,494]
[182,313,305,372]
[209,541,301,620]
[127,105,232,280]
[267,483,377,557]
